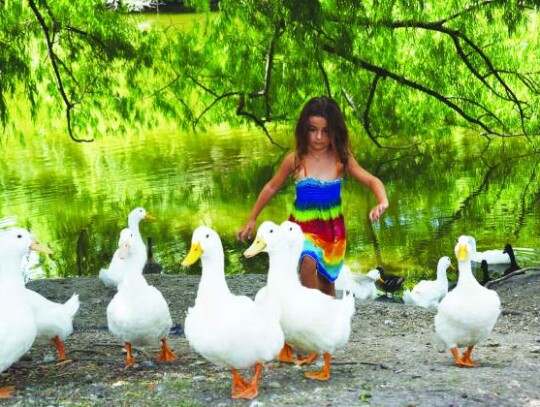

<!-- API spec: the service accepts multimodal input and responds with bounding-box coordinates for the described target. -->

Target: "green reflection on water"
[1,126,539,284]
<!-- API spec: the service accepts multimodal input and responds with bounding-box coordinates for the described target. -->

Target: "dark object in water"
[375,266,404,299]
[143,237,163,274]
[503,244,520,276]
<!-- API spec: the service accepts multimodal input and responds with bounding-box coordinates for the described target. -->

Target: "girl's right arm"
[236,153,296,242]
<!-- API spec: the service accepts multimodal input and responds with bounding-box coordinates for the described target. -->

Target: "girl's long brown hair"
[294,96,350,170]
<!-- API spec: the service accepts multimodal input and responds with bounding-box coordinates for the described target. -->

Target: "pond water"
[1,124,539,286]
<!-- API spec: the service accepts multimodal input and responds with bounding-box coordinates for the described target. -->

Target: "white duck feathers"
[467,236,511,265]
[0,228,52,372]
[107,278,172,344]
[402,256,453,309]
[245,221,355,355]
[26,291,80,342]
[435,236,501,350]
[335,265,380,300]
[182,226,283,369]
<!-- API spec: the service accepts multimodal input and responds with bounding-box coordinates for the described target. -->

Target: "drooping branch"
[249,18,285,119]
[28,0,93,142]
[322,3,536,138]
[317,57,332,98]
[342,85,419,149]
[322,42,507,137]
[376,19,530,136]
[236,95,286,149]
[193,91,239,127]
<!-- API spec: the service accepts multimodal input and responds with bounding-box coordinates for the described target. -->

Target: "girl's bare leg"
[299,257,335,297]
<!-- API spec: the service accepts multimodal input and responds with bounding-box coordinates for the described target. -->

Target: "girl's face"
[307,116,331,152]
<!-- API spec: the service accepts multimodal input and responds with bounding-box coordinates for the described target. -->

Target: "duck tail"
[63,294,80,318]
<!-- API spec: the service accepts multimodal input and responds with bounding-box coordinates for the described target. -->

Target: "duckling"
[182,226,284,400]
[402,256,453,309]
[375,266,404,299]
[435,235,501,367]
[143,237,162,274]
[107,230,177,366]
[244,220,355,381]
[335,265,380,300]
[25,290,80,361]
[0,228,52,398]
[502,244,520,276]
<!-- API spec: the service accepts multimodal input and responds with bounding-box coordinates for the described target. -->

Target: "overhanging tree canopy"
[1,0,539,148]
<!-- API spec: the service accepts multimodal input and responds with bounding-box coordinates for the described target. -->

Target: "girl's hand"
[369,203,388,222]
[236,219,256,242]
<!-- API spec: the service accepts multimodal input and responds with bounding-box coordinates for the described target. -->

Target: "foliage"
[1,0,540,148]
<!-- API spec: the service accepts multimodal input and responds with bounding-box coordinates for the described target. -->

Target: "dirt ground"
[2,270,540,407]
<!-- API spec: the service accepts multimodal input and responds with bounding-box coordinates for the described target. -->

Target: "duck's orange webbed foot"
[450,346,478,368]
[294,352,319,366]
[460,346,479,367]
[231,368,249,394]
[124,342,135,366]
[0,386,15,400]
[52,335,66,361]
[231,363,263,400]
[304,352,331,381]
[156,338,178,363]
[277,342,295,364]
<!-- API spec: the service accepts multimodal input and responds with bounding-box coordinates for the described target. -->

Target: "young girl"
[237,96,389,297]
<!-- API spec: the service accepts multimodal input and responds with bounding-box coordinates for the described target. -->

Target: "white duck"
[0,228,52,398]
[182,226,284,400]
[99,207,155,288]
[244,220,355,381]
[402,256,453,309]
[99,228,133,288]
[467,236,511,265]
[435,235,501,367]
[106,230,177,366]
[335,265,381,300]
[25,290,80,361]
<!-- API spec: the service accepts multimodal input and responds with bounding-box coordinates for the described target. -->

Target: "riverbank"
[2,271,540,406]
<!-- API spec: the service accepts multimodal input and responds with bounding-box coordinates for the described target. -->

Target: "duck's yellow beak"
[30,239,54,255]
[243,237,267,258]
[182,242,202,266]
[145,212,157,221]
[457,245,468,262]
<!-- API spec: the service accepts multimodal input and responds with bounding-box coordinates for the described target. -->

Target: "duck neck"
[457,259,478,287]
[118,271,147,291]
[267,244,303,292]
[0,255,27,292]
[197,250,230,300]
[435,265,448,284]
[128,218,145,249]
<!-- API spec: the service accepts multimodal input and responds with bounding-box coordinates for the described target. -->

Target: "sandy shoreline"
[1,271,539,406]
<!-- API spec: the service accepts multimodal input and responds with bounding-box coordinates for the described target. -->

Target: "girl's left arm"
[346,155,389,222]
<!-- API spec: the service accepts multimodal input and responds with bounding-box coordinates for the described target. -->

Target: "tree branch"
[322,42,514,138]
[249,18,285,119]
[28,0,93,142]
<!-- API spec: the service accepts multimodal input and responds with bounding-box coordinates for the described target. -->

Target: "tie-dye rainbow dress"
[289,177,346,282]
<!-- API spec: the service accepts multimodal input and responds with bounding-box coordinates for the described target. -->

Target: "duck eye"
[289,227,293,231]
[17,234,22,238]
[270,229,273,233]
[205,234,209,239]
